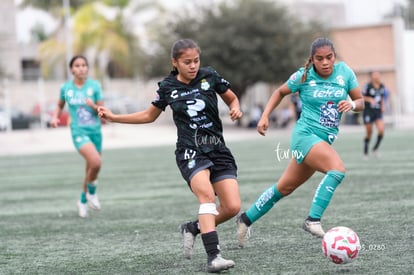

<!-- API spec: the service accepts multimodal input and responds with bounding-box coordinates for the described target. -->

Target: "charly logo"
[275,142,304,162]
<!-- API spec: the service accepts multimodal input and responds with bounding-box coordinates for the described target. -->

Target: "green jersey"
[152,66,231,153]
[287,61,358,137]
[60,78,103,133]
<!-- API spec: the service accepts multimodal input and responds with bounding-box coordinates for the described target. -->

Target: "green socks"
[82,180,98,204]
[80,192,87,204]
[87,181,97,195]
[308,170,345,219]
[244,170,344,225]
[245,184,283,224]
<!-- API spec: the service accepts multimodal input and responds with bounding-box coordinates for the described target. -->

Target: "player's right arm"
[50,99,66,128]
[97,104,162,124]
[257,83,292,136]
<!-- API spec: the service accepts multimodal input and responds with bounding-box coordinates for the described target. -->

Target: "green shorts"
[290,124,337,164]
[71,128,102,153]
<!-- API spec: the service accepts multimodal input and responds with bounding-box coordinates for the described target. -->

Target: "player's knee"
[90,157,102,171]
[221,202,240,217]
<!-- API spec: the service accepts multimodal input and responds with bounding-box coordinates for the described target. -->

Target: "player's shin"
[245,184,283,224]
[308,170,345,219]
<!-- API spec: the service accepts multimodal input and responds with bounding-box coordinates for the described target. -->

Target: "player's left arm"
[85,99,103,113]
[220,89,243,121]
[338,87,364,113]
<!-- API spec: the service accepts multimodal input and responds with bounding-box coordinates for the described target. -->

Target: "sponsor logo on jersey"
[320,101,339,128]
[188,158,196,169]
[180,89,199,97]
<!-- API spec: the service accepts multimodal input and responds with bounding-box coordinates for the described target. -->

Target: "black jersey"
[152,66,231,153]
[362,82,386,111]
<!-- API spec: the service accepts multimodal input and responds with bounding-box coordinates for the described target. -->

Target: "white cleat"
[236,213,250,248]
[302,219,325,238]
[86,193,101,210]
[77,201,88,218]
[180,222,196,259]
[206,254,235,273]
[373,150,381,159]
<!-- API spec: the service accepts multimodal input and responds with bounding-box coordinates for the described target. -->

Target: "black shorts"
[175,146,237,186]
[363,109,383,124]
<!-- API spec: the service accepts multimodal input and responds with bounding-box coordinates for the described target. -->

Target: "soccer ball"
[322,226,360,264]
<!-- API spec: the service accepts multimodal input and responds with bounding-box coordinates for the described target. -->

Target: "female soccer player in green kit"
[96,39,242,273]
[236,37,365,247]
[51,55,103,218]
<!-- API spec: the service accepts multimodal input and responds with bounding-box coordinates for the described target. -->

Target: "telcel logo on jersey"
[313,89,344,98]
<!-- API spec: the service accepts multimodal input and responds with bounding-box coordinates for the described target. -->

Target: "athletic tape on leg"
[199,203,219,216]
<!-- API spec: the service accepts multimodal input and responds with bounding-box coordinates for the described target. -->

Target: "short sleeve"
[210,67,231,94]
[286,69,305,93]
[151,83,168,111]
[347,67,359,91]
[59,83,66,101]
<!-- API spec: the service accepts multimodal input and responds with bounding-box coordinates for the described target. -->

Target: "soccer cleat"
[302,219,325,238]
[236,213,250,248]
[206,254,235,273]
[77,201,88,218]
[373,150,381,159]
[180,222,196,259]
[86,193,101,210]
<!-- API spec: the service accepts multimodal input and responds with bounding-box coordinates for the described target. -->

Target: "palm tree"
[20,0,164,80]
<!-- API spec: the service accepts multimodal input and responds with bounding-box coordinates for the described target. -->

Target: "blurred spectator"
[248,104,263,128]
[0,105,34,130]
[362,70,388,159]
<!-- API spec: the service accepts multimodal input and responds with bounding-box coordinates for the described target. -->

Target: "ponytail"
[301,57,312,83]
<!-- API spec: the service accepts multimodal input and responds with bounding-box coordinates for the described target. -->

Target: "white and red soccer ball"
[322,226,360,264]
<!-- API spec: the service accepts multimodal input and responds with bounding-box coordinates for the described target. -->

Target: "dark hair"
[171,39,201,73]
[301,37,336,82]
[69,55,88,68]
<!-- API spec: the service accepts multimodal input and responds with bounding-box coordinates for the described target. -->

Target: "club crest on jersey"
[201,79,210,90]
[87,88,93,96]
[336,75,345,86]
[320,101,339,128]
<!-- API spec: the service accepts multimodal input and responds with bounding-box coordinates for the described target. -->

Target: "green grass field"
[1,127,413,274]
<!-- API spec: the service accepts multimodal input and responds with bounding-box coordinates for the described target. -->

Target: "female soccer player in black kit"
[97,39,242,273]
[362,70,387,159]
